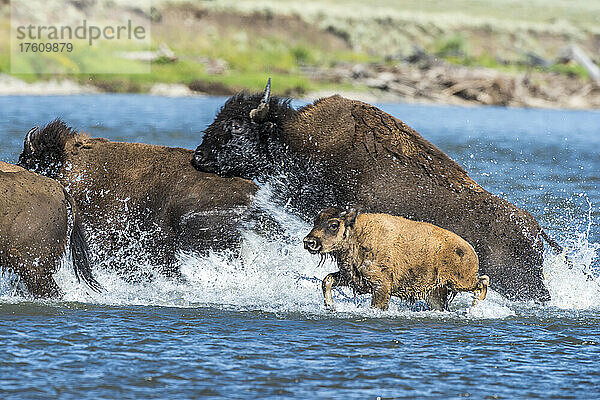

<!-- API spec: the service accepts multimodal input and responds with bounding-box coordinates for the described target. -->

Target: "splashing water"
[544,198,600,309]
[1,185,598,318]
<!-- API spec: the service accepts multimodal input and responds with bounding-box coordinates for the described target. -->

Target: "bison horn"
[25,126,39,153]
[343,208,358,227]
[250,77,271,122]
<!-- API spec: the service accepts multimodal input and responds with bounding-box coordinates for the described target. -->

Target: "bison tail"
[65,189,103,293]
[18,119,77,176]
[540,229,564,254]
[539,228,579,272]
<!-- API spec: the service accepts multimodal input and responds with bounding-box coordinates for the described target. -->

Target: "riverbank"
[1,1,599,109]
[3,65,598,110]
[303,58,600,109]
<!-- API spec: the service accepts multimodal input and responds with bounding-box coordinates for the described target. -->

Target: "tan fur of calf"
[304,208,489,311]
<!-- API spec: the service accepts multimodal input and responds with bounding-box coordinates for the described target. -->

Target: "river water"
[0,95,599,399]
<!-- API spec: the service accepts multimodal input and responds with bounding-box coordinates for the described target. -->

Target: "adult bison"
[0,161,101,297]
[192,80,562,301]
[18,120,257,280]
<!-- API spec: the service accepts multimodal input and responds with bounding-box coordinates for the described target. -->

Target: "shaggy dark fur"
[19,120,78,177]
[0,163,101,297]
[193,93,296,178]
[19,120,258,280]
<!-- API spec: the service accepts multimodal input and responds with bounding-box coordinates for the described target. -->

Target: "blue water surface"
[0,95,599,399]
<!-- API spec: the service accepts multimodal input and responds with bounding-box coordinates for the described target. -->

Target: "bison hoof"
[478,275,490,300]
[472,275,490,305]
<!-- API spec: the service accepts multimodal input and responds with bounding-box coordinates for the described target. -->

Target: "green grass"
[74,23,376,95]
[548,63,590,79]
[10,42,150,75]
[443,53,590,80]
[83,70,314,95]
[72,35,370,95]
[204,0,600,68]
[0,0,383,95]
[433,34,469,58]
[0,33,336,94]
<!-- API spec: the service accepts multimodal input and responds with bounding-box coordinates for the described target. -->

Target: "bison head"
[192,78,287,179]
[303,207,358,254]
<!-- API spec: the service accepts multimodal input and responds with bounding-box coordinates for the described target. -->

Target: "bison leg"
[426,286,449,311]
[370,281,392,311]
[20,271,62,298]
[322,271,348,311]
[6,249,63,298]
[472,275,490,305]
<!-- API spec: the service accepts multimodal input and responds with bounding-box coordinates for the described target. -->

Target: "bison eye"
[328,221,339,231]
[230,120,244,134]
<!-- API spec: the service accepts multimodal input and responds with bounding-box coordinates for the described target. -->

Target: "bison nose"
[193,149,207,164]
[192,148,216,172]
[303,237,321,253]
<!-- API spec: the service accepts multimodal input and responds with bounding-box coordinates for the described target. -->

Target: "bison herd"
[0,79,563,309]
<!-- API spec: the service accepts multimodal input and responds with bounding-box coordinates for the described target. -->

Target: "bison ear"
[343,208,358,227]
[25,126,39,153]
[250,77,271,123]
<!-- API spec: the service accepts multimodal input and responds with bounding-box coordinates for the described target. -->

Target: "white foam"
[1,184,598,319]
[465,296,516,319]
[0,269,28,302]
[544,236,600,310]
[543,196,600,309]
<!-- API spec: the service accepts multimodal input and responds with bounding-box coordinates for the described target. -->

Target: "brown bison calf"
[303,208,489,311]
[0,161,101,297]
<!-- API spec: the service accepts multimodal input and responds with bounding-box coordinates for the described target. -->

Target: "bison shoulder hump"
[350,103,420,159]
